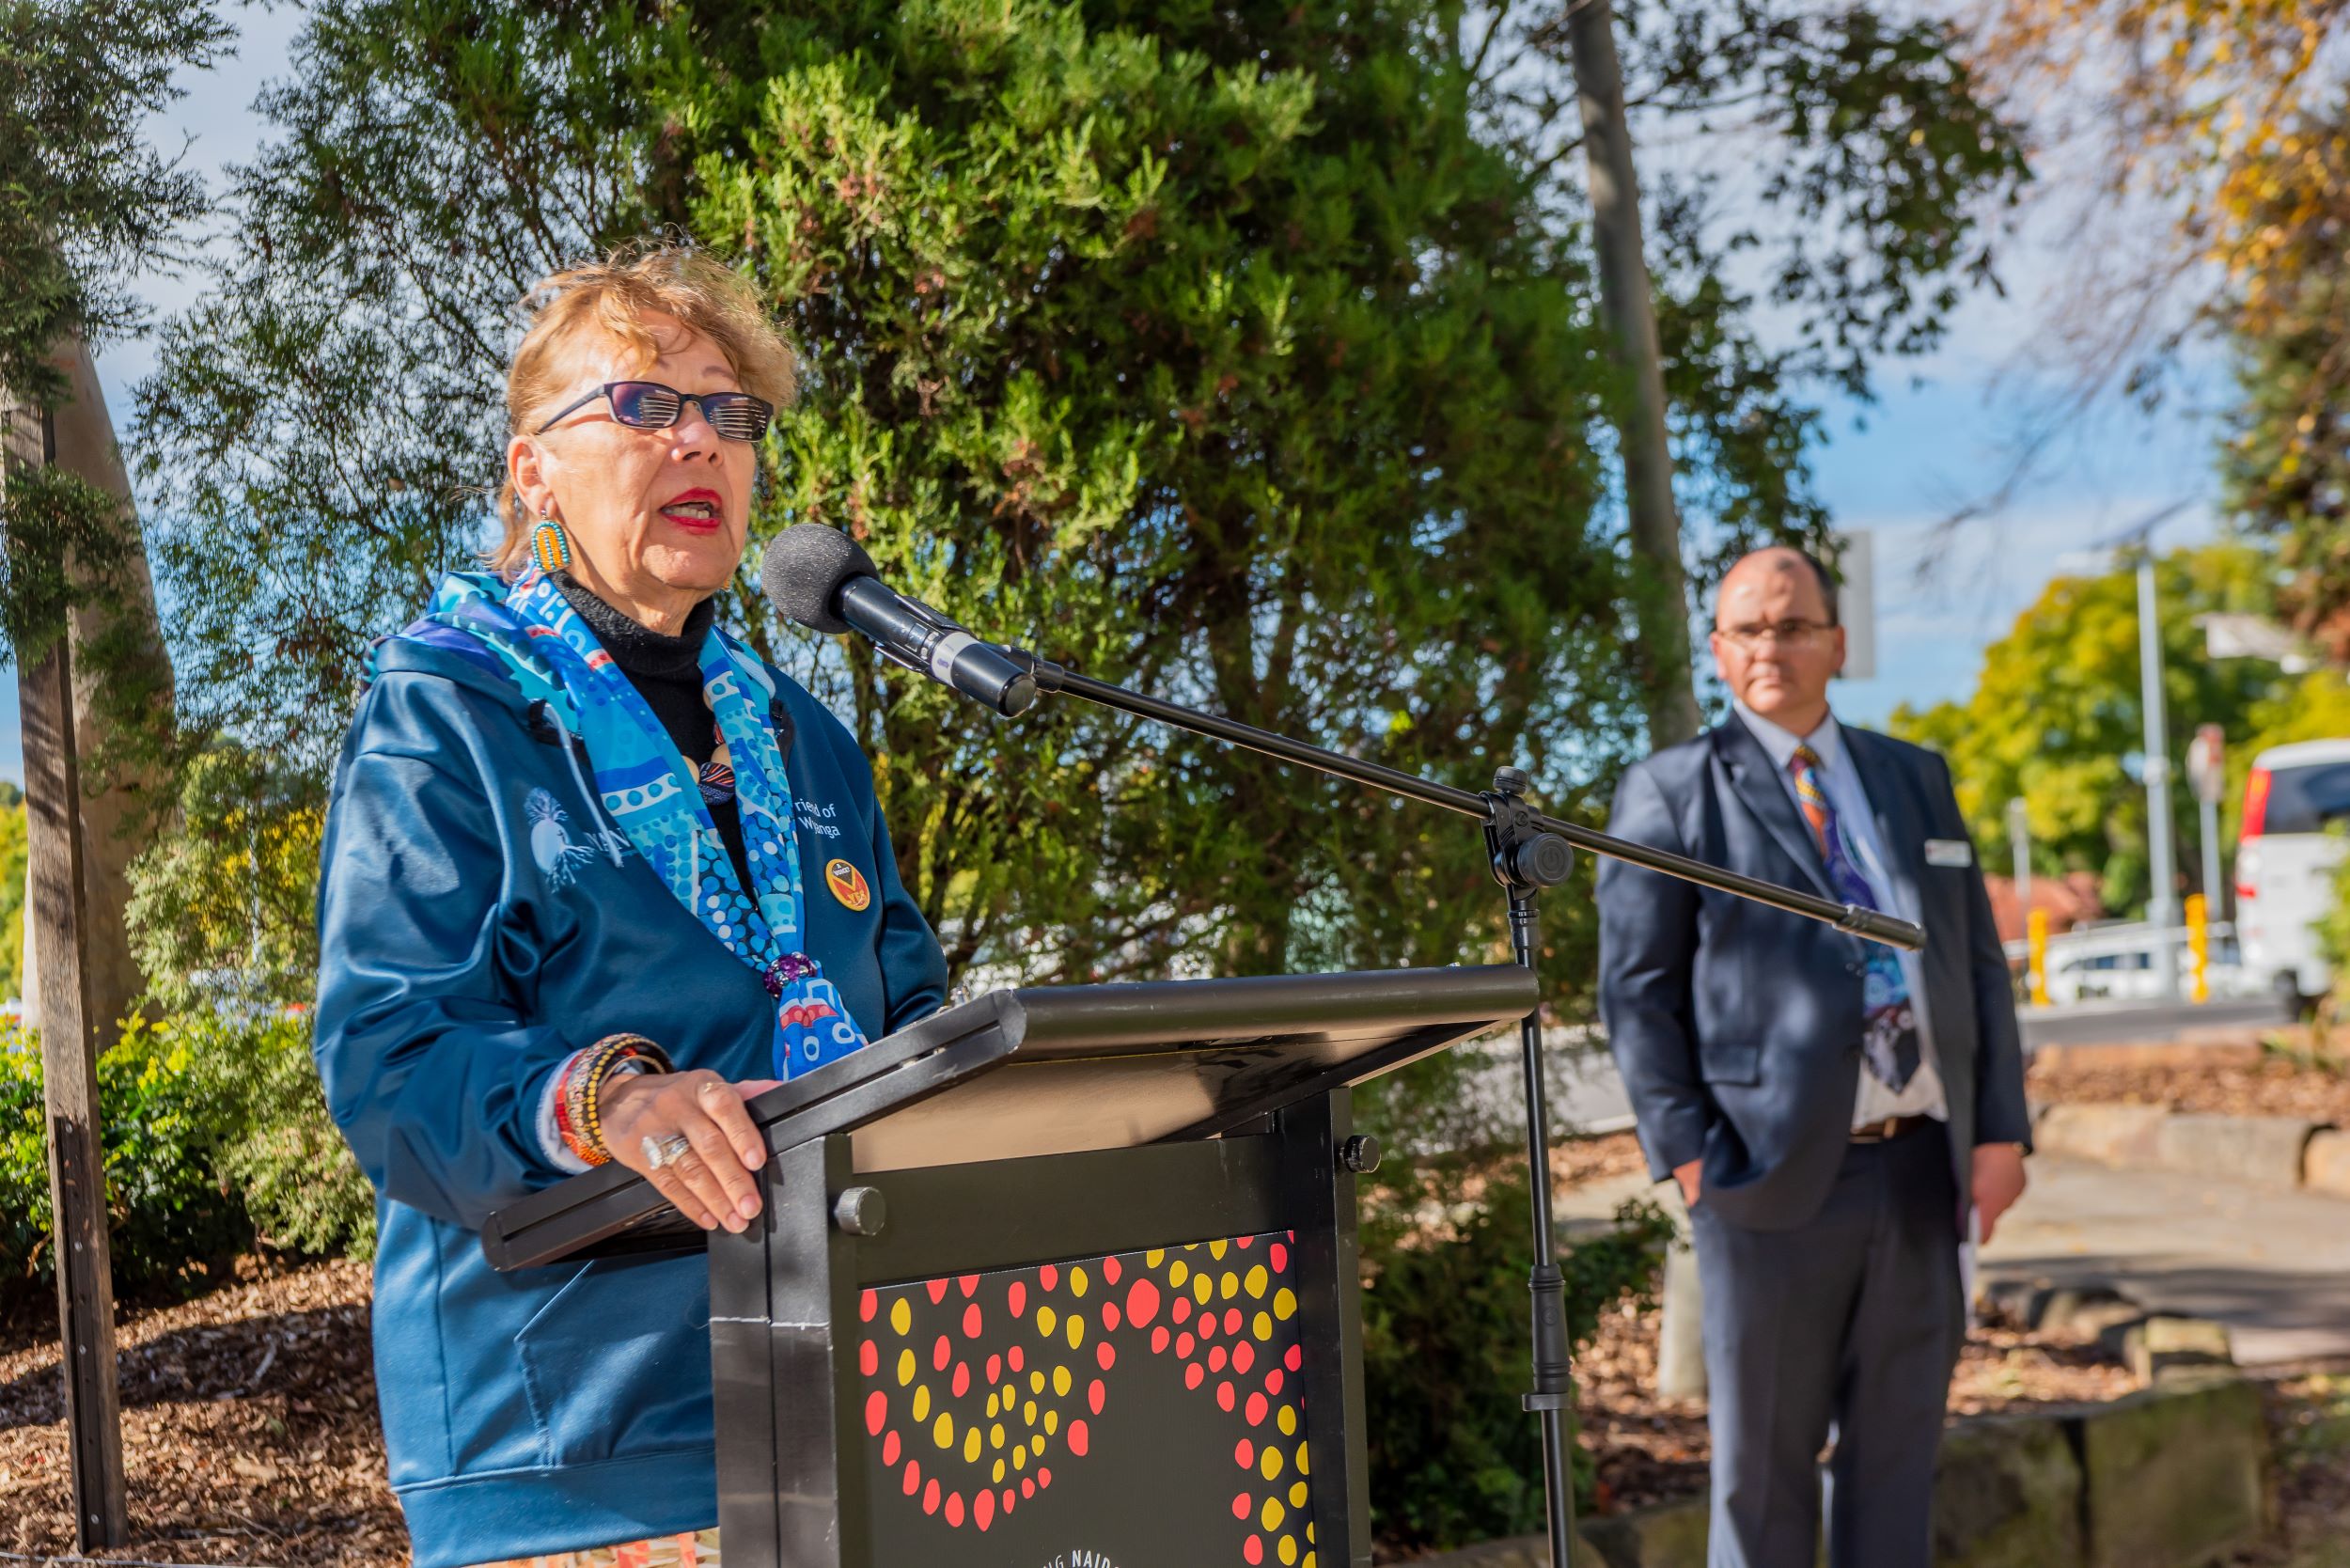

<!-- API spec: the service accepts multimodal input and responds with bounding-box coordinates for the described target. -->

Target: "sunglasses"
[535,380,776,442]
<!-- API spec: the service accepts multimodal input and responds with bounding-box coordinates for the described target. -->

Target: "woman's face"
[508,311,758,627]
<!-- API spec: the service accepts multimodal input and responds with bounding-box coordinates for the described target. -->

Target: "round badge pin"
[824,857,872,912]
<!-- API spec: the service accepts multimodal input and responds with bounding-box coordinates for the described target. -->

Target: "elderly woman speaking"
[315,244,947,1568]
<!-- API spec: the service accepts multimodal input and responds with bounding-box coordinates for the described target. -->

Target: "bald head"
[1717,546,1838,628]
[1710,545,1845,734]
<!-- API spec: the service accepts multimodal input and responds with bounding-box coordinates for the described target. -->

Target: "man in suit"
[1597,545,2031,1568]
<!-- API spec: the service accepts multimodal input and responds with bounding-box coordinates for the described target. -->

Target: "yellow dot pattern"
[857,1231,1317,1560]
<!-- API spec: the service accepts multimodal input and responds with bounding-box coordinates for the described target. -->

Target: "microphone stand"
[1000,651,1924,1566]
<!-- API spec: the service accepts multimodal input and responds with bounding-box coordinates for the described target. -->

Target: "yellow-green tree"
[1891,541,2293,913]
[0,783,24,1000]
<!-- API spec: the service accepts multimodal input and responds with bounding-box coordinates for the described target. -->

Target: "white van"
[2232,738,2350,1009]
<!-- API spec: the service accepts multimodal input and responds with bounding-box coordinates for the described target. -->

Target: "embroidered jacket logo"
[525,789,597,887]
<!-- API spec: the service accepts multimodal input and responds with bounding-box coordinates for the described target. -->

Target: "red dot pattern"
[857,1230,1310,1561]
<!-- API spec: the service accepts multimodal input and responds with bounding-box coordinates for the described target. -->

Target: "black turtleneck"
[554,574,755,890]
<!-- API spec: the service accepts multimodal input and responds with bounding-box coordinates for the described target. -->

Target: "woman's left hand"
[601,1070,783,1232]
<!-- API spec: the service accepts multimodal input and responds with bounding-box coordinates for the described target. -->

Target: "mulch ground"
[1,1258,401,1565]
[0,1144,2163,1564]
[1569,1155,2142,1517]
[2028,1047,2350,1124]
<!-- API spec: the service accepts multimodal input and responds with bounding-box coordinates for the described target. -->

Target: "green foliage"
[126,745,326,1014]
[2315,832,2350,988]
[1359,1156,1672,1548]
[670,0,1636,983]
[133,0,2033,1002]
[0,1018,246,1295]
[1353,1044,1674,1546]
[131,0,676,774]
[2200,75,2350,670]
[0,1012,370,1302]
[0,0,199,822]
[0,0,227,407]
[1891,542,2290,914]
[167,1011,375,1259]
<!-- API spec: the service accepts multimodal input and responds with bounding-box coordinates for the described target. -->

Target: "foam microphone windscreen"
[760,524,877,635]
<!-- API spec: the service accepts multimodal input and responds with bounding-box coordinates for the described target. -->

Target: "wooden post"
[6,400,129,1547]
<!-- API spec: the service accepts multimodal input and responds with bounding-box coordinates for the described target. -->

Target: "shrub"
[0,1019,249,1299]
[175,1010,374,1259]
[0,1011,371,1307]
[1359,1159,1671,1551]
[1355,1046,1673,1550]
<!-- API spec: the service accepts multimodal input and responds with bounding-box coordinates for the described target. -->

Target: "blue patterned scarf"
[390,569,870,1080]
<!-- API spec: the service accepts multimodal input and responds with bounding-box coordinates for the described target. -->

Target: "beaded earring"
[530,504,571,576]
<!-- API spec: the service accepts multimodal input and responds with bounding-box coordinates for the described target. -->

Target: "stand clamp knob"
[1498,833,1575,888]
[1339,1135,1382,1175]
[833,1186,888,1237]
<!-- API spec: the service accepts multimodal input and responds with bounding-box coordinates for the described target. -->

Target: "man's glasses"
[1717,619,1833,650]
[535,381,776,442]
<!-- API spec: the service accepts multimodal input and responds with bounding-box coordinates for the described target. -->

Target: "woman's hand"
[601,1071,783,1232]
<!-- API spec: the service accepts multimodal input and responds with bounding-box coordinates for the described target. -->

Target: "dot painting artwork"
[856,1234,1318,1565]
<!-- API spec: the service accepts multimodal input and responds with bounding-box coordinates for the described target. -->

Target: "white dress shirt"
[1731,700,1950,1127]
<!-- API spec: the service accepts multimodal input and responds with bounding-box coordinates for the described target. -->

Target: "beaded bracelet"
[555,1034,675,1166]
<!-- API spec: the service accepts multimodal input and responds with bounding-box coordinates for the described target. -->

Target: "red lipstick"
[658,487,726,534]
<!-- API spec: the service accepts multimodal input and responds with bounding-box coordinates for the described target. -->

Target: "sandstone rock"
[2154,1113,2319,1189]
[2076,1376,2268,1568]
[2033,1102,2169,1167]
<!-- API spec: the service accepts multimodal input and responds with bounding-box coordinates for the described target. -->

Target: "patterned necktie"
[1790,743,1920,1091]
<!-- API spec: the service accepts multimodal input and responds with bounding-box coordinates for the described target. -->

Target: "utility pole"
[1564,0,1700,748]
[2,395,127,1548]
[2137,555,2181,1000]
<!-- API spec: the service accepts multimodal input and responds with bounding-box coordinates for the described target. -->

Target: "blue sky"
[0,2,2232,776]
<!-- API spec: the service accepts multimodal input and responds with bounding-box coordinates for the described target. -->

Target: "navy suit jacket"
[1596,718,2031,1231]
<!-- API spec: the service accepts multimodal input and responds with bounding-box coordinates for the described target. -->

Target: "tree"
[1961,6,2350,548]
[1,0,218,1032]
[667,0,1650,980]
[1,1,227,1544]
[2213,94,2350,660]
[1890,541,2289,915]
[136,0,2032,1004]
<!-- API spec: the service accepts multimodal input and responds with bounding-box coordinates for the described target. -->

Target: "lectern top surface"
[481,964,1533,1271]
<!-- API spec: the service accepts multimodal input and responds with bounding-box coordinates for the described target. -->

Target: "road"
[2019,995,2287,1050]
[1500,996,2284,1139]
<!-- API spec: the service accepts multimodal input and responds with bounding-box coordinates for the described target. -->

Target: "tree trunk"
[50,336,172,1037]
[15,336,172,1038]
[1564,0,1701,748]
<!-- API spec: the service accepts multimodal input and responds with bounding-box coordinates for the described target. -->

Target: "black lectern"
[483,964,1535,1568]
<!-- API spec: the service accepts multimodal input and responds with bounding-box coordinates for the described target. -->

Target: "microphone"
[760,525,1039,716]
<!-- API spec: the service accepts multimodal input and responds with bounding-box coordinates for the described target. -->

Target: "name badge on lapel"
[1923,838,1973,868]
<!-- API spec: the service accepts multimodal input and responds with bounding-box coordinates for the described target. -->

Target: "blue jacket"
[313,618,948,1567]
[1595,719,2029,1231]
